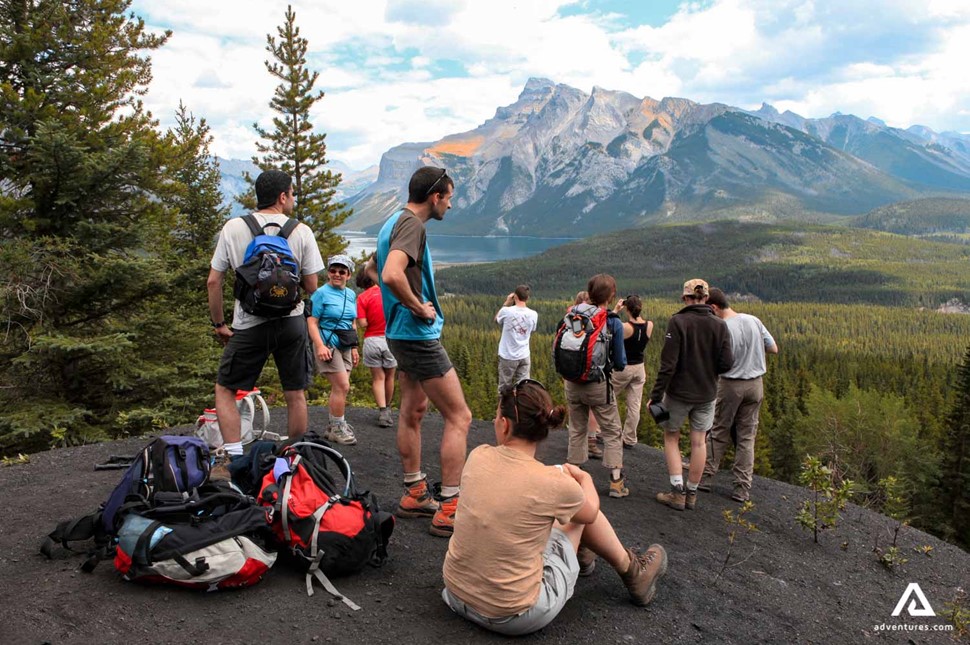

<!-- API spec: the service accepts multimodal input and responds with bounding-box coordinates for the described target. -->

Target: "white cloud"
[131,0,970,168]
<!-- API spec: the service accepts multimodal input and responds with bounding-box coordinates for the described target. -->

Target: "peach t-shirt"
[442,445,584,617]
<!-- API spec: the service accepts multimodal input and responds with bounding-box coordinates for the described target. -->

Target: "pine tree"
[940,345,970,548]
[242,4,350,259]
[0,1,215,451]
[168,101,228,265]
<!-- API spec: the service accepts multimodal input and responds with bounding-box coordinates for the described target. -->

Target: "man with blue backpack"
[206,170,325,470]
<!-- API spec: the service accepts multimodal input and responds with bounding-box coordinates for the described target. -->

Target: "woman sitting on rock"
[441,379,668,636]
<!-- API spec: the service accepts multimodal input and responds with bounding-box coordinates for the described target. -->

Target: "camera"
[648,401,670,423]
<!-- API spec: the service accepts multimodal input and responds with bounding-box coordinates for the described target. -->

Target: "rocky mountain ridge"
[343,78,970,237]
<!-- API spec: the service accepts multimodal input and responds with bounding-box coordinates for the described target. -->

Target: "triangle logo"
[891,583,936,617]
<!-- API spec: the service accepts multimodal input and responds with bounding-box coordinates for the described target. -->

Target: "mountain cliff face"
[344,78,970,236]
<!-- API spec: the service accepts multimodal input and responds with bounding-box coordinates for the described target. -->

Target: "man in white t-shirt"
[206,170,325,463]
[495,285,539,393]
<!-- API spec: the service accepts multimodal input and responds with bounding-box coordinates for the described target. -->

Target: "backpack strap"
[279,218,299,239]
[242,214,263,238]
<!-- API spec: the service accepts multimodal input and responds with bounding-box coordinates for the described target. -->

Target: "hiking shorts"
[217,317,312,392]
[362,336,398,369]
[441,528,579,636]
[387,338,453,381]
[660,395,716,433]
[315,347,353,374]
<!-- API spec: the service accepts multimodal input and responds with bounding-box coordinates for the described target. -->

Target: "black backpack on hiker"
[233,215,303,318]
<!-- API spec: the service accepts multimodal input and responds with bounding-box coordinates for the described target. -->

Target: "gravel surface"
[1,406,966,644]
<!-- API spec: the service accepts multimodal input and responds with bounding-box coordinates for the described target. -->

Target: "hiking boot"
[588,435,603,460]
[377,408,394,428]
[209,448,245,482]
[429,494,459,537]
[325,421,357,446]
[397,478,439,518]
[685,489,698,510]
[620,545,668,607]
[656,485,686,511]
[731,485,750,503]
[697,475,713,492]
[609,472,630,498]
[577,546,597,577]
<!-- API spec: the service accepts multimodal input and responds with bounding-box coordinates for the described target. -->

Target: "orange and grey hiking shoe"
[429,494,458,538]
[396,478,439,518]
[609,472,630,498]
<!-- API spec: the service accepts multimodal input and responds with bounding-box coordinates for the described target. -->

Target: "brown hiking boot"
[588,435,603,460]
[697,475,713,492]
[656,485,686,511]
[577,546,596,576]
[609,472,630,498]
[620,545,668,606]
[731,485,751,503]
[397,478,439,518]
[429,494,458,537]
[685,489,697,510]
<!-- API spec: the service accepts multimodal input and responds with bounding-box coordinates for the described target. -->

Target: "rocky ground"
[1,406,966,644]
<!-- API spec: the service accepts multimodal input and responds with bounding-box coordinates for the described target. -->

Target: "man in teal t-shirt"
[365,167,472,539]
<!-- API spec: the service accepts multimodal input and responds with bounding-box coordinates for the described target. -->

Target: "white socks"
[224,441,243,457]
[669,474,684,488]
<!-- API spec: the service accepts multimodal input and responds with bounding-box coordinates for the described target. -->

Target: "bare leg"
[419,368,471,488]
[327,370,351,418]
[688,430,706,485]
[663,431,683,479]
[282,389,308,439]
[397,372,428,474]
[215,384,241,444]
[384,367,396,406]
[369,367,386,408]
[557,513,630,572]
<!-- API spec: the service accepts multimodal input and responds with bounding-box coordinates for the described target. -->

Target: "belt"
[721,375,763,381]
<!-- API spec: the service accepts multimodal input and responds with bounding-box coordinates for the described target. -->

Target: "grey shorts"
[441,528,579,636]
[497,356,531,394]
[659,395,716,433]
[315,347,352,374]
[362,336,398,369]
[387,338,453,381]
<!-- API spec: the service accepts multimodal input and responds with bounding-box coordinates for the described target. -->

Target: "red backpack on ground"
[553,305,614,383]
[258,440,394,610]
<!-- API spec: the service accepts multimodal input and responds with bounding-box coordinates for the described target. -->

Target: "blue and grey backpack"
[233,215,302,318]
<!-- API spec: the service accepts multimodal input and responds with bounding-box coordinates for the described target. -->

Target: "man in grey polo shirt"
[701,288,778,502]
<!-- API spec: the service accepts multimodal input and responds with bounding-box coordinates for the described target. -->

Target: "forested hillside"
[436,220,970,307]
[331,296,968,548]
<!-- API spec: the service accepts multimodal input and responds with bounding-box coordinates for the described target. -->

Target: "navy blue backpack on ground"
[233,215,302,318]
[41,436,210,569]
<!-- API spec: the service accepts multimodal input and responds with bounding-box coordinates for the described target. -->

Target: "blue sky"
[131,0,970,170]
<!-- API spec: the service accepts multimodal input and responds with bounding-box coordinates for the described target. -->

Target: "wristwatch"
[211,321,227,329]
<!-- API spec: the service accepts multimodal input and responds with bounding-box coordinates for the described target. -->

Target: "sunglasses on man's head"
[328,267,349,276]
[425,168,448,197]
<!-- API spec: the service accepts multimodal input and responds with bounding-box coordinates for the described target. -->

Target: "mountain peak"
[522,77,556,94]
[757,102,780,117]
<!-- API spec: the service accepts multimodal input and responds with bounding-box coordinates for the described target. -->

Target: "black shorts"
[217,316,313,391]
[387,338,454,382]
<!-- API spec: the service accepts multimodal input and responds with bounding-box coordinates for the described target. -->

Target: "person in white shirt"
[701,288,778,503]
[206,170,324,466]
[495,285,539,394]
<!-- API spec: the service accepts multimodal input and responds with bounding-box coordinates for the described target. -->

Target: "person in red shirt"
[356,264,397,427]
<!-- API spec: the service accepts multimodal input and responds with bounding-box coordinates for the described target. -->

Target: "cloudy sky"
[131,0,970,170]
